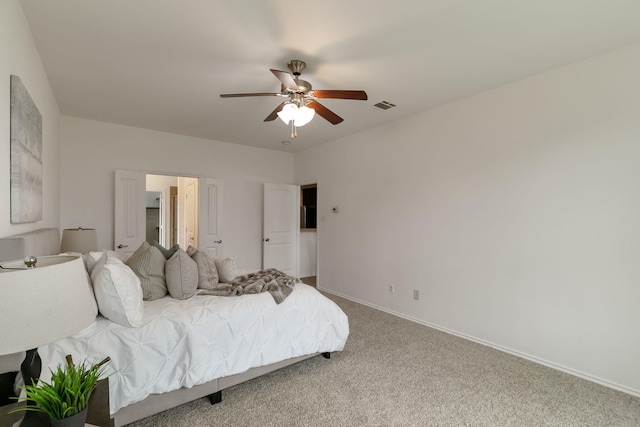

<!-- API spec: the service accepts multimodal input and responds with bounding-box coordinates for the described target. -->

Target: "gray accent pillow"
[165,248,198,300]
[189,248,219,290]
[152,240,180,260]
[126,242,167,300]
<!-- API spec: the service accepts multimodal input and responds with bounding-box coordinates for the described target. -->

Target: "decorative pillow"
[90,252,108,283]
[189,248,219,290]
[151,240,180,260]
[92,254,144,327]
[165,248,198,300]
[130,241,150,258]
[84,250,121,275]
[215,257,238,283]
[125,242,167,301]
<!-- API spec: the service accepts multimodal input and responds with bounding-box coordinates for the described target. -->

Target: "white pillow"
[84,250,121,275]
[215,257,238,283]
[92,254,144,327]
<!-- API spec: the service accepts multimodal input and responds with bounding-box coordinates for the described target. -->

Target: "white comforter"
[38,283,349,414]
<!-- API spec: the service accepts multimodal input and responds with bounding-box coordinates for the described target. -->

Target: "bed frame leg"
[322,352,331,359]
[208,391,222,405]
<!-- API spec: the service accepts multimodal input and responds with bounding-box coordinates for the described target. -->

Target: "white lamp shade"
[0,255,98,355]
[61,228,98,254]
[294,105,315,127]
[277,103,298,124]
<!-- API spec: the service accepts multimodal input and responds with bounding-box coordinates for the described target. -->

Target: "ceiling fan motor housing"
[280,80,312,95]
[296,79,313,93]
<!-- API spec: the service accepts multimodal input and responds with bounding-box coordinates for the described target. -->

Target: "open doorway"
[146,174,198,250]
[300,183,317,286]
[116,171,222,260]
[145,191,162,245]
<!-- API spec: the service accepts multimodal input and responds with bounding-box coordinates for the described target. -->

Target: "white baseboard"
[320,287,640,399]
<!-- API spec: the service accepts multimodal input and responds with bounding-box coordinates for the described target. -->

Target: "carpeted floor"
[126,293,640,426]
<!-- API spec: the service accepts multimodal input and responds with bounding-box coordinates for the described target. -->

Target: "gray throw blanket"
[196,268,299,304]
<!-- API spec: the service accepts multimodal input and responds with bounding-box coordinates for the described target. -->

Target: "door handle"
[264,238,270,242]
[117,244,128,249]
[215,240,223,244]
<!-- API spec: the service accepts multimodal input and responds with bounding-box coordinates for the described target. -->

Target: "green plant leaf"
[9,355,109,420]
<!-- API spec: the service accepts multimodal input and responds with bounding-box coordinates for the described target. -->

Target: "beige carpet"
[126,293,640,426]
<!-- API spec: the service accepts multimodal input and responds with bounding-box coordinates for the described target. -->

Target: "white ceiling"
[20,0,640,153]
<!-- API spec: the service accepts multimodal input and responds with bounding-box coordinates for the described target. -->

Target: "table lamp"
[60,227,98,254]
[0,255,97,426]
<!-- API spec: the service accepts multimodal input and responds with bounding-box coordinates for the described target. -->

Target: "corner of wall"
[0,0,61,238]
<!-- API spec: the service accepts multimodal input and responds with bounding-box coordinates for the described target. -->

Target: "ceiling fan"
[220,60,368,138]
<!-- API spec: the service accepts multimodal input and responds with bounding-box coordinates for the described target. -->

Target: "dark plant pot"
[50,406,88,427]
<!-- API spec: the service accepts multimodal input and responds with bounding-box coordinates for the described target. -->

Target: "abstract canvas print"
[10,75,43,223]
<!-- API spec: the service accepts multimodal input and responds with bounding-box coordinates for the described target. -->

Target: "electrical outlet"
[413,290,419,300]
[388,284,395,294]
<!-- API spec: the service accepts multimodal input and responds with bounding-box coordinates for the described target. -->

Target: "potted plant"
[11,354,110,427]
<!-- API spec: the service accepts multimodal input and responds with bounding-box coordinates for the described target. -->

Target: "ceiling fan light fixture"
[277,103,298,124]
[278,102,315,127]
[294,105,315,127]
[221,59,368,132]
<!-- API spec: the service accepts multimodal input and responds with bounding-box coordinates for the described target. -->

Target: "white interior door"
[185,178,198,249]
[198,178,224,258]
[263,183,299,276]
[157,191,165,246]
[114,170,146,260]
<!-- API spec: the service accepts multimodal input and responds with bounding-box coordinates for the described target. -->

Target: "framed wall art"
[10,75,42,224]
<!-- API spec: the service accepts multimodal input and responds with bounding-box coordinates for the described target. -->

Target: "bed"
[0,229,349,426]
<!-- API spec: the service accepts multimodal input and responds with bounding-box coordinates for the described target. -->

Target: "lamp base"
[0,371,18,406]
[21,349,41,389]
[18,348,44,427]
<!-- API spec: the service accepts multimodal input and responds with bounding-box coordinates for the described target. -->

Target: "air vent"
[373,100,396,110]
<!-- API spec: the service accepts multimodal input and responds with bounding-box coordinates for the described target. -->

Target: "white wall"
[0,0,60,239]
[295,42,640,396]
[60,116,294,269]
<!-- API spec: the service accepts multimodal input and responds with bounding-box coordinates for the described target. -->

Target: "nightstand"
[86,378,113,427]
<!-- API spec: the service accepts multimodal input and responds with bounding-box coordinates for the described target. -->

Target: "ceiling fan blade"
[306,100,343,125]
[264,102,286,122]
[270,69,298,91]
[312,90,368,100]
[220,93,280,98]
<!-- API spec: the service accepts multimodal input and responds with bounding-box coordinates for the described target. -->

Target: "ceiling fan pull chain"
[291,121,297,139]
